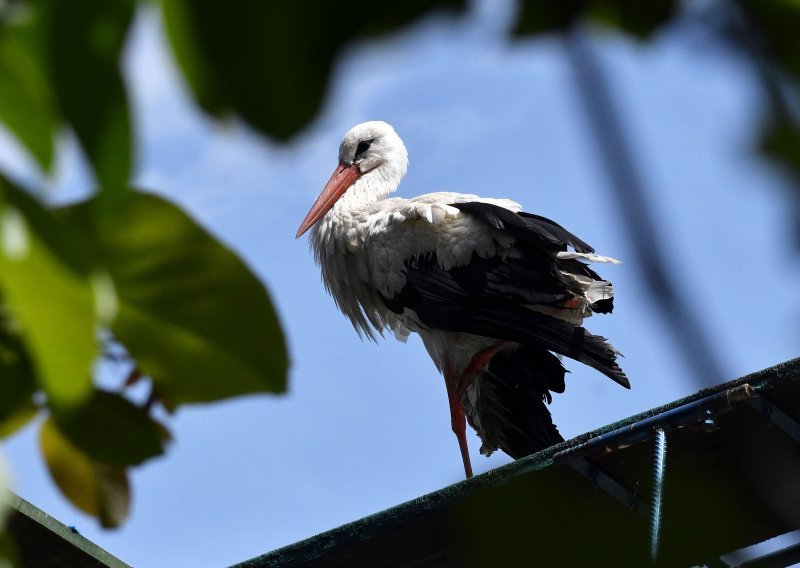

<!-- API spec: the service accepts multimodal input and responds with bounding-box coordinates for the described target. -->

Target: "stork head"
[296,121,408,238]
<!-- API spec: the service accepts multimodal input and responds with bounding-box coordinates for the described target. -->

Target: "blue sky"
[2,1,800,566]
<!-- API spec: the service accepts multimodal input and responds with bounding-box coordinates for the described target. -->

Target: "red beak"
[296,162,361,238]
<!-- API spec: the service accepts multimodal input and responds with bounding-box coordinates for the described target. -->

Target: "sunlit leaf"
[0,402,37,439]
[55,390,168,466]
[0,450,11,524]
[93,464,129,529]
[0,176,96,408]
[514,0,677,39]
[37,0,135,190]
[39,418,129,528]
[160,0,466,140]
[0,459,16,563]
[0,16,57,171]
[58,190,288,405]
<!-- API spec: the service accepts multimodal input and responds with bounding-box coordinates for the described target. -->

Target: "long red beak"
[296,163,361,238]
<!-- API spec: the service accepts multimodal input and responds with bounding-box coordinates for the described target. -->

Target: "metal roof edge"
[230,357,800,568]
[4,493,131,568]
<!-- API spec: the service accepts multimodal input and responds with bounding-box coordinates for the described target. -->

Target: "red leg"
[442,342,511,479]
[443,361,473,479]
[460,340,512,380]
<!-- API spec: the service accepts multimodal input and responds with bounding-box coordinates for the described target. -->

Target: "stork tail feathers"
[469,306,629,389]
[476,345,566,458]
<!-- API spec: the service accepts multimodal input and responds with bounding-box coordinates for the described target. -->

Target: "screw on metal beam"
[651,428,668,561]
[702,408,719,432]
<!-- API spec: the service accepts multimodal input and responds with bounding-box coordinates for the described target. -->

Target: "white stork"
[296,121,628,478]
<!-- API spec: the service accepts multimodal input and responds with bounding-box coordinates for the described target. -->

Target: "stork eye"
[355,139,373,158]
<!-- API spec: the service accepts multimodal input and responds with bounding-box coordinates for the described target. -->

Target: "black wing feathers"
[452,202,613,311]
[383,252,628,388]
[453,202,595,254]
[479,345,566,458]
[518,212,595,254]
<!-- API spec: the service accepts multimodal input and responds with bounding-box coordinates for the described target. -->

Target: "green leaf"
[0,403,37,439]
[38,0,135,190]
[514,0,677,39]
[761,116,800,182]
[161,0,466,140]
[0,176,97,408]
[40,418,130,528]
[587,0,677,38]
[0,532,20,568]
[736,0,800,82]
[0,314,36,428]
[760,111,800,232]
[0,17,58,171]
[58,190,288,406]
[513,1,580,35]
[54,389,168,466]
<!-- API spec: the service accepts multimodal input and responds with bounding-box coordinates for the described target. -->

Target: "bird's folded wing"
[381,253,627,388]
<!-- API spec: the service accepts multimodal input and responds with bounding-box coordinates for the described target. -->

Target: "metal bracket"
[567,458,650,520]
[745,396,800,445]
